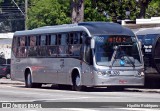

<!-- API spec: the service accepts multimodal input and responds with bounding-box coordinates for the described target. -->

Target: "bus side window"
[12,37,17,56]
[17,36,26,57]
[38,35,47,56]
[69,32,82,57]
[40,35,47,46]
[58,33,68,56]
[74,32,82,44]
[47,34,57,57]
[28,36,37,57]
[50,35,56,45]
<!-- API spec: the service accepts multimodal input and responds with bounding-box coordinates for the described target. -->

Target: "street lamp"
[103,11,110,19]
[125,10,130,20]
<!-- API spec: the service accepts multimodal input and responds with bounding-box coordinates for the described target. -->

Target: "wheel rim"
[6,74,10,79]
[27,74,32,87]
[75,75,80,86]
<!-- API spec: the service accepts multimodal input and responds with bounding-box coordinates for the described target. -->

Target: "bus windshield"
[95,35,142,67]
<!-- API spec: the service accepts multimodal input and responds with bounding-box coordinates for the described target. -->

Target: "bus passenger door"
[81,44,93,85]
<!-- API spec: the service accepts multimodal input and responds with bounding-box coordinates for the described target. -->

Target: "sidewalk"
[0,78,160,93]
[0,78,24,85]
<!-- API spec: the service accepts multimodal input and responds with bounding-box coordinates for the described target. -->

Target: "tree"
[136,0,152,18]
[84,0,108,21]
[92,0,138,21]
[71,0,84,23]
[26,0,160,29]
[27,0,71,29]
[146,0,160,17]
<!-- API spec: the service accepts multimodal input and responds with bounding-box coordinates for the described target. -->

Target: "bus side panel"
[30,58,58,84]
[60,58,82,85]
[11,55,25,82]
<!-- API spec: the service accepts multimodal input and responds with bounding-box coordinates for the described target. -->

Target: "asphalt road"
[0,79,160,111]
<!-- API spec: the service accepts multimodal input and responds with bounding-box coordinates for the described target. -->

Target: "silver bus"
[11,22,144,91]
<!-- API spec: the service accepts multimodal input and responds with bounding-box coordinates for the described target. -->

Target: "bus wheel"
[72,74,85,91]
[25,72,42,88]
[6,74,11,79]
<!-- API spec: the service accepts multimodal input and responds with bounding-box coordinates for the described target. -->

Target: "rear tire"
[25,72,42,88]
[6,74,11,79]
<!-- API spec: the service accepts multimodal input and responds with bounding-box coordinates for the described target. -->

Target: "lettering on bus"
[107,36,132,43]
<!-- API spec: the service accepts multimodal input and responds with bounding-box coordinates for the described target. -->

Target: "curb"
[126,88,160,93]
[0,79,160,93]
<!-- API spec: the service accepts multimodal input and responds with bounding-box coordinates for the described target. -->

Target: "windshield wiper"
[119,45,135,68]
[109,45,135,68]
[109,46,119,69]
[125,55,135,68]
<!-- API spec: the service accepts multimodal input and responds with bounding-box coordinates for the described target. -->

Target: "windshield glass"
[137,35,145,43]
[95,35,142,67]
[143,34,158,45]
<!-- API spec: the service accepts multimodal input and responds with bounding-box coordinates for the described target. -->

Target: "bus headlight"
[98,72,102,76]
[137,71,144,76]
[97,71,112,76]
[97,71,106,76]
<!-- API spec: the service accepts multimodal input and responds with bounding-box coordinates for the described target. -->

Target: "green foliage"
[27,0,71,29]
[84,0,108,22]
[23,0,160,29]
[93,0,140,20]
[146,0,160,17]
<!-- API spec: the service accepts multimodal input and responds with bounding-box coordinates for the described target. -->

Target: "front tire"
[72,74,85,91]
[25,72,42,88]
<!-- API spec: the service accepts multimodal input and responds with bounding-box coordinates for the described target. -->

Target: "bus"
[134,27,160,74]
[11,22,144,91]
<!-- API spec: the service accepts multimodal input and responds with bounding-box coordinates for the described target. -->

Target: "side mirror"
[91,38,95,49]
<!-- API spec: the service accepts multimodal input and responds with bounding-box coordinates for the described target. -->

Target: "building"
[0,33,13,60]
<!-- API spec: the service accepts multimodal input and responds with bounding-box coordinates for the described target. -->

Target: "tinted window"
[17,36,27,57]
[28,36,37,57]
[40,35,47,46]
[50,35,56,45]
[143,34,158,45]
[137,35,145,43]
[61,34,68,45]
[12,37,17,56]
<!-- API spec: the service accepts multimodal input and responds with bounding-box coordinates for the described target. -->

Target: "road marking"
[118,108,160,111]
[62,108,98,111]
[32,97,92,101]
[0,97,92,102]
[25,110,37,111]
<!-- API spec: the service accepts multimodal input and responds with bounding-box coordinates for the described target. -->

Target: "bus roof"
[14,22,135,36]
[78,22,135,36]
[135,27,160,35]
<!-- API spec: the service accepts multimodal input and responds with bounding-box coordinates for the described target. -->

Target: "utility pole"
[71,0,84,23]
[12,0,26,30]
[25,0,28,30]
